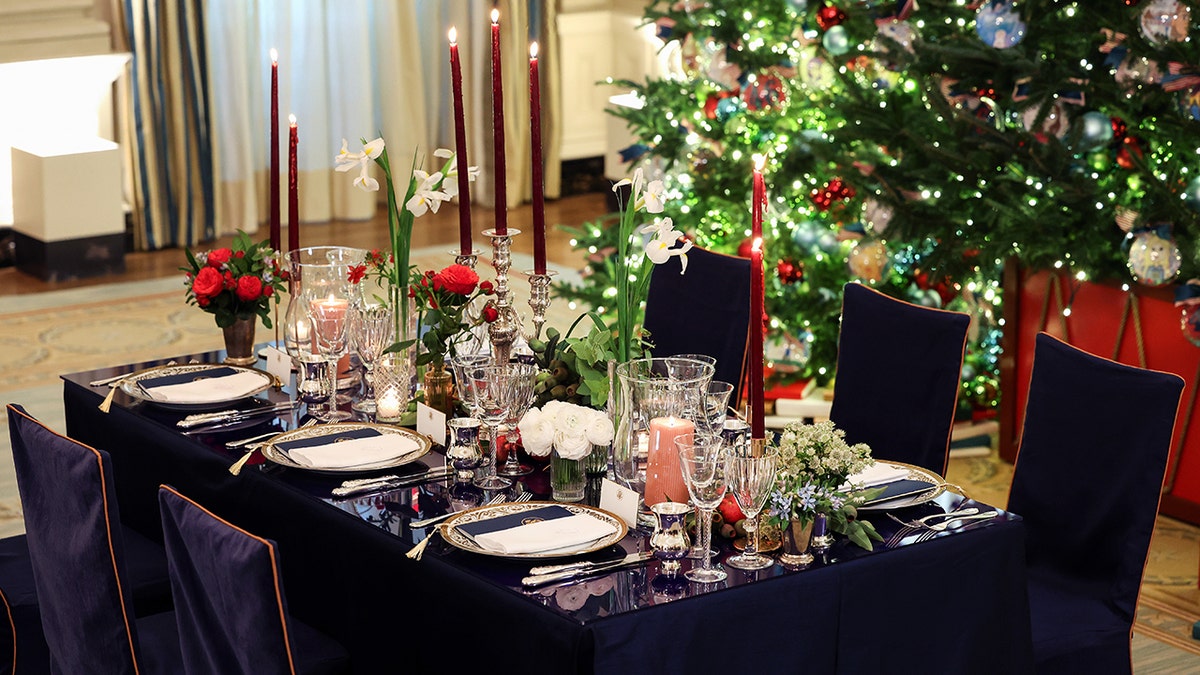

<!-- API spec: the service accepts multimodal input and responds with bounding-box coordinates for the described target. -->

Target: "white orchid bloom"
[405,170,450,216]
[642,180,666,214]
[335,138,385,192]
[642,218,693,273]
[611,167,646,208]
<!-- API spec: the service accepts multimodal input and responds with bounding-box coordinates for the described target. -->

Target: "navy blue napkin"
[274,428,382,453]
[862,479,937,506]
[138,366,241,391]
[454,505,574,542]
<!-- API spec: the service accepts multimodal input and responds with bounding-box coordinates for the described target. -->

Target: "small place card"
[260,346,292,386]
[600,478,639,528]
[416,402,447,447]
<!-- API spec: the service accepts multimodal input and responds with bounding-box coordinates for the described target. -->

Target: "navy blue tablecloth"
[62,366,1034,675]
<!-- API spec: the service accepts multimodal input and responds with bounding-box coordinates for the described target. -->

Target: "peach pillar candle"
[644,416,694,506]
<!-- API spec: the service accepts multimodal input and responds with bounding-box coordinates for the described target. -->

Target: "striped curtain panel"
[111,0,216,250]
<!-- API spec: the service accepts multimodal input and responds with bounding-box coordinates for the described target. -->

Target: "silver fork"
[884,508,981,547]
[513,492,533,503]
[410,493,508,528]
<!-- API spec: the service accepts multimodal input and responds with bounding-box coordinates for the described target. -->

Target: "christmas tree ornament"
[1139,0,1190,45]
[975,0,1026,49]
[1177,86,1200,121]
[1116,136,1144,169]
[823,25,852,55]
[715,95,742,122]
[787,0,809,12]
[872,20,918,70]
[704,40,743,90]
[816,5,848,31]
[1175,280,1200,346]
[798,47,837,90]
[1021,100,1070,139]
[862,198,895,233]
[737,237,754,258]
[1074,110,1115,150]
[1126,225,1182,286]
[848,240,890,283]
[1184,176,1200,212]
[777,258,805,284]
[742,75,787,111]
[1114,54,1163,89]
[1110,116,1128,142]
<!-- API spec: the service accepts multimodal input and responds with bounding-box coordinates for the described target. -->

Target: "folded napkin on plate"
[843,462,911,489]
[457,506,618,555]
[138,368,266,403]
[861,479,939,506]
[277,429,418,469]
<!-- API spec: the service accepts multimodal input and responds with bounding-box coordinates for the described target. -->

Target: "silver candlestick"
[451,247,480,269]
[525,269,557,340]
[483,228,521,365]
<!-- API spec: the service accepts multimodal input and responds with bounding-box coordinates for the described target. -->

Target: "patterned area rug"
[947,452,1200,658]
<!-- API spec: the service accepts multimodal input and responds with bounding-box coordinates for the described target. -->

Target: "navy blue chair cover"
[6,404,181,675]
[158,486,349,675]
[643,245,751,402]
[829,283,970,475]
[1008,334,1184,673]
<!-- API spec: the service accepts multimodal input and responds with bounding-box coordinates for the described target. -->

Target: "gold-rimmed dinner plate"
[440,501,628,560]
[854,461,946,510]
[119,364,274,411]
[259,422,431,473]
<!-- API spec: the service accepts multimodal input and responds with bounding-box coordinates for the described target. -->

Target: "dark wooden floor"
[0,191,610,297]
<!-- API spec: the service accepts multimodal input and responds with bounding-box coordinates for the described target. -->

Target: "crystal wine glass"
[348,302,394,415]
[450,352,492,419]
[702,380,735,435]
[676,432,729,583]
[307,290,353,421]
[283,292,330,422]
[724,446,779,571]
[496,362,538,478]
[463,363,537,490]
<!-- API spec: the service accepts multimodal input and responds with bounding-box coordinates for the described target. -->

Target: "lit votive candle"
[644,416,693,506]
[376,388,403,423]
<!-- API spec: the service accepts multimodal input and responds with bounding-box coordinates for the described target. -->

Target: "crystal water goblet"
[495,362,538,478]
[348,303,393,414]
[283,294,330,421]
[676,432,729,583]
[308,291,353,421]
[702,381,734,434]
[450,353,492,419]
[724,446,779,571]
[463,363,537,489]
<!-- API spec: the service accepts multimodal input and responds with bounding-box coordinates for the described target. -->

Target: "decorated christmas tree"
[556,0,1200,417]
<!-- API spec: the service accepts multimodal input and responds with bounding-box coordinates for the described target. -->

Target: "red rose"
[261,285,274,298]
[206,248,232,268]
[482,305,500,323]
[433,264,479,295]
[348,264,367,284]
[223,271,236,290]
[192,266,224,299]
[197,297,210,308]
[234,250,245,259]
[479,280,495,295]
[235,275,263,302]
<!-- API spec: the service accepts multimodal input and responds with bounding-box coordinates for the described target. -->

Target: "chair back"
[643,246,751,402]
[1008,334,1184,620]
[829,283,970,475]
[158,486,298,675]
[6,404,141,675]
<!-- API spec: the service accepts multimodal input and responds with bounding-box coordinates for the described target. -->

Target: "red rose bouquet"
[406,263,498,370]
[181,231,287,328]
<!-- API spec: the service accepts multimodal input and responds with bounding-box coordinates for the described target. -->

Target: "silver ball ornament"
[823,26,851,56]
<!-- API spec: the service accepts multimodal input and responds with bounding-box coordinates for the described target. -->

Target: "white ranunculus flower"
[584,410,614,446]
[554,403,591,439]
[554,427,593,460]
[517,408,554,457]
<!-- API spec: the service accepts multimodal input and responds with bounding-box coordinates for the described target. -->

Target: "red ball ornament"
[816,5,847,31]
[1110,116,1128,142]
[776,258,804,284]
[737,237,754,258]
[1117,136,1143,169]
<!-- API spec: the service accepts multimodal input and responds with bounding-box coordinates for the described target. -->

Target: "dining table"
[60,348,1035,674]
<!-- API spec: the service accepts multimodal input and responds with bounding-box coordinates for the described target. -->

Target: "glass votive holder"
[373,353,413,424]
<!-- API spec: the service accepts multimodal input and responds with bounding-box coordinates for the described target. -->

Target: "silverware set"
[177,401,296,431]
[884,508,998,547]
[328,465,455,498]
[521,551,654,587]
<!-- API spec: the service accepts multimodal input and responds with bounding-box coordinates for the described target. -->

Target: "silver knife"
[528,551,653,577]
[522,552,655,587]
[330,467,453,498]
[177,401,295,429]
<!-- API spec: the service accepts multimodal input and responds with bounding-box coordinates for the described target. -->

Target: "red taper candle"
[269,48,280,251]
[287,114,299,253]
[530,41,546,274]
[749,156,766,438]
[491,10,507,235]
[449,27,473,255]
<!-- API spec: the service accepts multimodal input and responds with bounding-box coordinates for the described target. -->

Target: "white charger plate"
[440,502,627,560]
[260,422,431,473]
[119,364,275,412]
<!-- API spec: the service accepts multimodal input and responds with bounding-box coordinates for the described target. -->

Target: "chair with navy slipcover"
[6,403,182,674]
[158,485,350,675]
[828,282,970,476]
[1008,334,1184,673]
[643,245,751,403]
